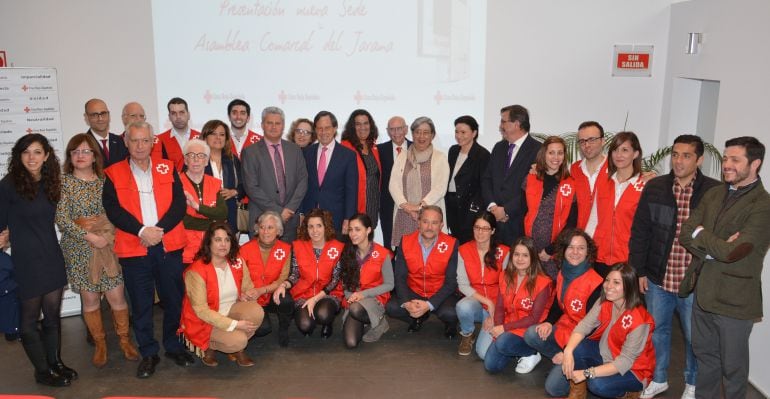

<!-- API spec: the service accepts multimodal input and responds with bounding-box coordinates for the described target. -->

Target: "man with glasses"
[570,121,608,235]
[151,97,200,172]
[377,115,411,250]
[481,105,540,244]
[121,102,147,133]
[103,121,194,379]
[84,98,128,167]
[227,98,262,159]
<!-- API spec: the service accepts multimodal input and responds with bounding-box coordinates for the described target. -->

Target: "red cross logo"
[21,85,29,92]
[434,90,443,105]
[520,297,533,310]
[249,133,261,143]
[371,250,380,259]
[353,90,363,105]
[560,183,573,197]
[231,258,243,270]
[24,106,30,113]
[155,163,170,175]
[278,90,287,104]
[437,242,448,254]
[203,89,213,104]
[495,247,504,260]
[633,181,645,192]
[153,136,159,144]
[26,128,33,134]
[274,248,286,261]
[570,298,583,312]
[621,314,633,329]
[327,247,339,259]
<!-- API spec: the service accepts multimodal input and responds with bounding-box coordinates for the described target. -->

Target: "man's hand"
[139,226,164,247]
[220,188,238,200]
[407,299,430,318]
[342,219,350,235]
[638,276,648,294]
[0,229,10,249]
[280,208,294,222]
[490,205,507,221]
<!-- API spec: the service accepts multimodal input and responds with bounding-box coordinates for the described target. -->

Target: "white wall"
[662,0,770,394]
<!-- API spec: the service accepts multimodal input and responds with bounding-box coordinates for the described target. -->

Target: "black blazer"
[481,134,541,242]
[90,130,129,168]
[447,142,490,211]
[377,139,411,247]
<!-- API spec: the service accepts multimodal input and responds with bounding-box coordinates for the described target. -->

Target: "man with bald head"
[121,102,147,131]
[377,116,411,250]
[84,98,128,167]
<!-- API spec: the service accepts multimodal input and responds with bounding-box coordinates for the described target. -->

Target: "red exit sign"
[617,53,649,69]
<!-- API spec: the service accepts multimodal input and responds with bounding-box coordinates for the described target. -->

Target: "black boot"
[21,330,70,387]
[277,310,292,347]
[41,325,78,381]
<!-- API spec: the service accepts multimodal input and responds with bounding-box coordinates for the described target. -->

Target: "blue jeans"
[455,296,489,335]
[477,331,536,373]
[645,282,697,385]
[572,339,643,398]
[524,325,569,396]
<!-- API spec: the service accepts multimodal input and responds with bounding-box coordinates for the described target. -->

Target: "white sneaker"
[641,381,669,398]
[681,384,696,399]
[515,353,541,373]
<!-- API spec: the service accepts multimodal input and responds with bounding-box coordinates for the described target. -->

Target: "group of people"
[0,97,767,399]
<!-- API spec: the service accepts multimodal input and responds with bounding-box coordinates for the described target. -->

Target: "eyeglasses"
[473,225,493,232]
[185,152,208,160]
[577,137,602,146]
[413,129,433,137]
[294,128,312,136]
[123,113,146,120]
[387,126,407,133]
[87,111,110,120]
[70,149,94,156]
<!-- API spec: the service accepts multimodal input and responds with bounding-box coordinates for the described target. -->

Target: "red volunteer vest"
[179,257,246,352]
[104,159,187,258]
[593,175,645,265]
[231,130,263,159]
[589,301,656,383]
[290,239,345,301]
[498,273,553,336]
[241,239,291,306]
[553,268,603,347]
[400,231,456,298]
[459,242,509,309]
[341,140,382,214]
[524,174,577,242]
[151,129,201,172]
[343,243,392,308]
[180,174,222,263]
[570,159,608,230]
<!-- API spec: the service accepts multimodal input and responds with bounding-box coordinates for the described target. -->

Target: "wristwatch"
[583,367,595,379]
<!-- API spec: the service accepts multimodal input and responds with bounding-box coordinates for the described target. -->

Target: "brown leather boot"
[227,351,255,367]
[112,308,139,361]
[83,310,107,368]
[201,348,218,367]
[568,379,587,399]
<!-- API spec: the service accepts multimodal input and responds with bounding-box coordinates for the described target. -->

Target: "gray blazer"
[241,139,308,241]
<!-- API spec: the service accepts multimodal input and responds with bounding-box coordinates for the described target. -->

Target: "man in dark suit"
[84,98,128,167]
[377,116,411,250]
[301,111,358,234]
[241,106,308,242]
[481,104,540,245]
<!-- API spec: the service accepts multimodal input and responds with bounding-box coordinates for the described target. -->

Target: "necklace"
[187,173,203,202]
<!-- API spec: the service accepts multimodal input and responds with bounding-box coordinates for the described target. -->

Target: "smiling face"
[544,142,566,174]
[306,216,326,246]
[472,218,494,245]
[21,141,50,178]
[387,117,407,146]
[347,218,372,248]
[257,217,280,246]
[419,209,443,242]
[210,228,231,261]
[71,140,96,174]
[511,244,531,274]
[205,125,227,152]
[577,125,603,161]
[603,270,625,304]
[293,121,314,148]
[354,114,371,143]
[454,122,477,149]
[229,105,250,130]
[564,235,588,267]
[412,123,434,152]
[315,116,337,146]
[85,99,111,137]
[184,142,208,174]
[611,140,640,172]
[671,142,702,182]
[722,145,760,187]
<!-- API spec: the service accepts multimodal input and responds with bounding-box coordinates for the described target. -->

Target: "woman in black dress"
[0,134,76,387]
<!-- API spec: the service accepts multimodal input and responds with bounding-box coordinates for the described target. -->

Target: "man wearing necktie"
[84,98,128,168]
[481,105,541,245]
[300,110,358,235]
[241,106,307,242]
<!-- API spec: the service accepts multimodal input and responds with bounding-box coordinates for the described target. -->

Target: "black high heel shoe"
[34,369,70,387]
[50,362,78,381]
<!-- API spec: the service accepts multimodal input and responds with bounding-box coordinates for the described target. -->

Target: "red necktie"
[396,146,402,155]
[101,139,109,161]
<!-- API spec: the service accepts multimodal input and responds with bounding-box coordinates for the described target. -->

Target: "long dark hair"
[200,119,233,159]
[552,228,597,266]
[297,208,336,242]
[341,213,374,292]
[63,133,104,178]
[342,109,379,151]
[194,221,240,264]
[474,211,499,271]
[601,263,644,311]
[504,236,546,298]
[535,136,570,180]
[607,131,642,178]
[8,134,61,202]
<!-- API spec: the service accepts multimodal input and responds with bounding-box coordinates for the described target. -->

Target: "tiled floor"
[0,308,765,399]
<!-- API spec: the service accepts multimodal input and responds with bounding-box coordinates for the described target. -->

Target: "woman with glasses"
[523,228,603,397]
[446,115,490,244]
[523,136,577,279]
[56,134,138,369]
[341,109,382,227]
[455,212,509,356]
[389,116,450,249]
[201,120,244,234]
[0,134,76,386]
[286,118,316,149]
[180,139,227,265]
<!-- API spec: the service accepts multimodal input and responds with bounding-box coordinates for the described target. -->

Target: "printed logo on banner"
[353,90,395,105]
[203,89,245,105]
[277,89,320,105]
[433,90,476,105]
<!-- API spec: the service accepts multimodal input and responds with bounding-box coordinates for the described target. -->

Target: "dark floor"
[0,309,765,399]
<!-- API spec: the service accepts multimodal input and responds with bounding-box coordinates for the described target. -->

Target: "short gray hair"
[183,138,210,156]
[125,121,154,138]
[261,106,285,123]
[256,210,284,236]
[411,116,435,135]
[419,204,443,221]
